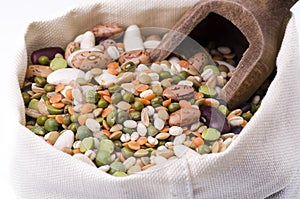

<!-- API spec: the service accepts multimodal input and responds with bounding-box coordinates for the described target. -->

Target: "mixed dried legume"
[21,24,267,176]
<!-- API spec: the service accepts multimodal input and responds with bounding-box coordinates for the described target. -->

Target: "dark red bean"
[31,47,65,64]
[199,105,231,134]
[21,83,32,92]
[240,103,252,113]
[232,126,243,134]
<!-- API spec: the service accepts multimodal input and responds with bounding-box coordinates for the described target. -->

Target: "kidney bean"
[31,47,65,64]
[199,105,231,133]
[232,126,243,134]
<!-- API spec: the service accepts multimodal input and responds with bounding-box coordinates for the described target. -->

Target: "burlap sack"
[11,1,300,198]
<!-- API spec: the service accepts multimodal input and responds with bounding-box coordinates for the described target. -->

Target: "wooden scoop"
[150,0,296,108]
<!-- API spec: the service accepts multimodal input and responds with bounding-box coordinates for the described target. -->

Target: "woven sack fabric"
[11,1,300,198]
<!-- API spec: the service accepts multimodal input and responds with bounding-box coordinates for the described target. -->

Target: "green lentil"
[97,98,109,108]
[122,127,133,134]
[62,115,71,126]
[151,96,163,107]
[109,162,126,174]
[68,122,79,132]
[199,85,217,98]
[36,115,48,126]
[158,140,166,146]
[109,131,122,140]
[130,111,141,121]
[108,84,122,93]
[70,113,79,123]
[159,71,171,80]
[203,65,220,76]
[179,71,189,79]
[242,112,253,121]
[122,92,135,103]
[28,99,39,111]
[121,147,134,159]
[111,92,122,104]
[168,103,180,113]
[44,118,59,132]
[251,104,258,113]
[98,139,115,154]
[30,126,46,136]
[218,65,229,73]
[31,92,43,100]
[133,101,144,111]
[147,125,158,137]
[197,144,211,155]
[34,76,46,87]
[22,92,31,105]
[76,126,93,140]
[26,119,36,126]
[44,84,55,92]
[85,90,99,104]
[218,105,229,116]
[50,57,67,71]
[95,150,111,166]
[38,55,50,65]
[114,140,122,151]
[41,94,49,101]
[47,105,64,115]
[80,137,94,152]
[96,117,103,124]
[113,172,128,177]
[172,75,182,84]
[202,128,221,142]
[146,148,154,153]
[160,60,171,67]
[107,110,118,127]
[101,134,109,140]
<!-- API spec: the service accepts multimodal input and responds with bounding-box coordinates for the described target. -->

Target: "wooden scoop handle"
[150,0,295,108]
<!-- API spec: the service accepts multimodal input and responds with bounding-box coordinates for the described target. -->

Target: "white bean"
[228,116,244,126]
[137,122,147,136]
[147,136,158,145]
[169,126,183,136]
[130,132,139,141]
[123,120,137,128]
[80,31,95,50]
[107,46,120,60]
[154,118,165,130]
[123,25,144,51]
[140,89,154,98]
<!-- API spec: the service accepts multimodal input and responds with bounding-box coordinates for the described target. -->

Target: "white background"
[0,0,299,198]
